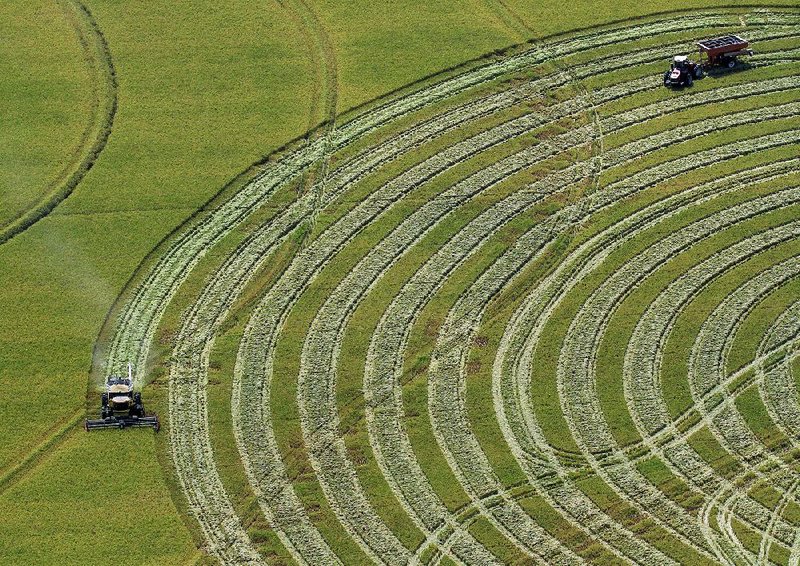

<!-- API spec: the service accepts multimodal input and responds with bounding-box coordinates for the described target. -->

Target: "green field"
[1,1,799,564]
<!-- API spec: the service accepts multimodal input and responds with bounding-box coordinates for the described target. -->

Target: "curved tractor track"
[0,0,117,246]
[98,8,800,565]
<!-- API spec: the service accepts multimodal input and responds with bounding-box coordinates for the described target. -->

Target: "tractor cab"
[672,55,689,68]
[106,377,134,413]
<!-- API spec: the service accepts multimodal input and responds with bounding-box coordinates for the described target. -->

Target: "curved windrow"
[100,8,800,565]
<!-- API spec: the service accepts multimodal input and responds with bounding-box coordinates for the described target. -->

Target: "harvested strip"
[493,138,799,563]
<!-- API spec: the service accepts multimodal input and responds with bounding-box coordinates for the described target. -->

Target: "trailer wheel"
[694,66,704,79]
[727,58,736,69]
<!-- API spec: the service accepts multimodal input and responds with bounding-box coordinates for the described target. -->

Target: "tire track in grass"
[279,0,339,238]
[436,118,800,562]
[491,137,800,564]
[279,0,338,133]
[0,0,117,246]
[560,193,800,559]
[373,79,800,564]
[0,408,84,497]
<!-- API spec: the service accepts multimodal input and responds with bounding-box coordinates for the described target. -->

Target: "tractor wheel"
[687,74,693,86]
[727,58,736,69]
[694,66,704,79]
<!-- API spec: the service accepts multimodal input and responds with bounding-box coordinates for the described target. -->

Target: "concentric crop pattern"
[101,8,800,565]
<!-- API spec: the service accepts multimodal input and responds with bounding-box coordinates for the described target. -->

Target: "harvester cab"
[85,363,160,431]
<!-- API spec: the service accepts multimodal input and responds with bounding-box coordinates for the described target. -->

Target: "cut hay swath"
[100,8,800,565]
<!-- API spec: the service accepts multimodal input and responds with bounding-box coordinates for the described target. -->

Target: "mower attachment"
[85,414,160,432]
[86,363,160,432]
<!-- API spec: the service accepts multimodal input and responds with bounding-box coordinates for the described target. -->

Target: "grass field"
[1,1,799,564]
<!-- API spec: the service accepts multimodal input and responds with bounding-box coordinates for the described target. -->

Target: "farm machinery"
[85,363,160,431]
[663,55,704,87]
[664,35,753,88]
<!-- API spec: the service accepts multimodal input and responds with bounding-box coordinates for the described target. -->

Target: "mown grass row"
[107,9,800,564]
[260,15,796,564]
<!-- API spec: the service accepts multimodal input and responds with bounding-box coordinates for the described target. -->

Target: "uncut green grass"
[501,2,771,41]
[0,431,197,565]
[0,209,191,469]
[0,0,92,229]
[0,0,317,461]
[2,1,797,563]
[313,0,517,112]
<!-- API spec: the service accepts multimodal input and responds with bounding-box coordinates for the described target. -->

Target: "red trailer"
[697,35,753,68]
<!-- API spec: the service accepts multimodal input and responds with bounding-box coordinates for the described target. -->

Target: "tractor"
[85,363,160,431]
[663,55,704,87]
